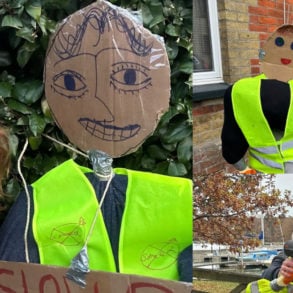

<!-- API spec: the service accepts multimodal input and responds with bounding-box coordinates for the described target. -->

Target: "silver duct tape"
[88,149,113,177]
[65,246,90,288]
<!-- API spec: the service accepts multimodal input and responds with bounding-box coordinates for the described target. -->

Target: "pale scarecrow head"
[261,24,293,82]
[44,0,170,157]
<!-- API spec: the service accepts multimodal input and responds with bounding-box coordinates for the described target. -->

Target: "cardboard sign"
[261,24,293,82]
[44,0,170,157]
[0,261,192,293]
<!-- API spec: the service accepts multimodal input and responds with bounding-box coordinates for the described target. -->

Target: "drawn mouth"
[281,58,292,65]
[79,118,140,141]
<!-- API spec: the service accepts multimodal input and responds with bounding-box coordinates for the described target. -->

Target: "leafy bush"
[0,0,192,203]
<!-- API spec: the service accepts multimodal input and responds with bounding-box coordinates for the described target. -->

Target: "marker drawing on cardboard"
[260,25,293,82]
[44,1,170,157]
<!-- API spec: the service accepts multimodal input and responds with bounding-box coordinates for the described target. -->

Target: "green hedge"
[0,0,192,202]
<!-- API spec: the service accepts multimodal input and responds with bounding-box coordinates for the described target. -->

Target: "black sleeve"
[177,244,192,282]
[0,186,40,263]
[221,79,290,165]
[261,251,286,280]
[221,85,249,164]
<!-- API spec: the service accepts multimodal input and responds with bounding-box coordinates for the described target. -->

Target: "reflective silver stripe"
[250,152,283,170]
[251,140,293,153]
[251,145,279,155]
[249,281,260,293]
[282,140,293,151]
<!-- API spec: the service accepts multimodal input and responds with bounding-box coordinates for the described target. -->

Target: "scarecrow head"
[44,0,170,158]
[260,24,293,82]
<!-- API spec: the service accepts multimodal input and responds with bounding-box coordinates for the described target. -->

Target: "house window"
[193,0,223,85]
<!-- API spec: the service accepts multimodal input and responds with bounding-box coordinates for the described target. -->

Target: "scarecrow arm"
[221,85,249,166]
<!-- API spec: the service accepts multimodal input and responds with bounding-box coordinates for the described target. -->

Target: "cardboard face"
[261,24,293,82]
[44,0,170,157]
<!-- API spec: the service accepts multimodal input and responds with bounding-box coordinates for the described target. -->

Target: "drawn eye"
[291,42,293,50]
[275,37,285,47]
[52,70,87,99]
[110,62,152,94]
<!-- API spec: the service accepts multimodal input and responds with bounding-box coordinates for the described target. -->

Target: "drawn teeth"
[79,118,140,141]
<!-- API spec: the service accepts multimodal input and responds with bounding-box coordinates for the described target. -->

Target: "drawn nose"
[93,95,114,122]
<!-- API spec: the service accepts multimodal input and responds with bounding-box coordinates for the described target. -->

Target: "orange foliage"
[193,172,293,251]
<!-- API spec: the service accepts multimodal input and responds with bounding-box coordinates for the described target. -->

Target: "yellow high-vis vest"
[232,74,293,173]
[246,279,293,292]
[31,159,192,280]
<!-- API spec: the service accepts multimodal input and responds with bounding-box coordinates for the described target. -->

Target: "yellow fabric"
[246,279,289,293]
[32,159,116,271]
[32,159,192,280]
[232,74,293,173]
[115,167,192,280]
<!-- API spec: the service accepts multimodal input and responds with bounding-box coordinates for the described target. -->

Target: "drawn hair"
[276,24,293,35]
[53,5,152,60]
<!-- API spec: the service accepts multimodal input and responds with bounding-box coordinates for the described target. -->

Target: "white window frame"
[193,0,223,85]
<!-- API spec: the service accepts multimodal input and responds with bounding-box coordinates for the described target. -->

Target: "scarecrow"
[222,25,293,174]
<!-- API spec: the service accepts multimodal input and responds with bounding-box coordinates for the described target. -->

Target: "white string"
[284,0,291,24]
[42,134,88,158]
[94,172,113,180]
[43,134,112,179]
[19,133,112,261]
[84,171,114,246]
[17,138,31,263]
[284,0,286,24]
[43,133,115,243]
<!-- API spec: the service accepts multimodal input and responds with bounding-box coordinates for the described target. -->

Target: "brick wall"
[218,0,293,83]
[249,0,293,74]
[218,0,259,84]
[193,0,293,175]
[193,99,234,174]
